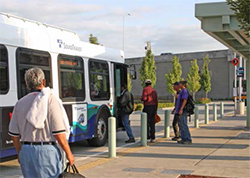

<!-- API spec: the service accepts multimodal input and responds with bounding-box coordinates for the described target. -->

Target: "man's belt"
[21,141,56,145]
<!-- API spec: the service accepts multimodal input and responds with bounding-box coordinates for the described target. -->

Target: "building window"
[16,48,52,98]
[89,60,110,100]
[0,45,9,94]
[58,54,85,101]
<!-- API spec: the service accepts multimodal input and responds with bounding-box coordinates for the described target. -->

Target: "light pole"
[123,13,131,52]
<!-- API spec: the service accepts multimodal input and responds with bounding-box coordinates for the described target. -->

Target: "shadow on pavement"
[125,152,250,161]
[0,155,18,163]
[0,165,21,177]
[200,126,245,131]
[152,141,249,149]
[191,136,250,140]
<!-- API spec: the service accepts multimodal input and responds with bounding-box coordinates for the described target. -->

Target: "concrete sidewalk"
[80,115,250,178]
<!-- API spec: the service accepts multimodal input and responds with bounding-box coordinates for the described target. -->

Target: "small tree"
[165,56,182,101]
[139,49,156,88]
[201,55,211,98]
[227,0,250,36]
[165,73,176,101]
[89,34,99,45]
[127,73,132,92]
[187,59,201,100]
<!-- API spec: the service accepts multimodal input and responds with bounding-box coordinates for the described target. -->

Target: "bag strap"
[64,163,79,174]
[72,164,79,173]
[64,163,70,173]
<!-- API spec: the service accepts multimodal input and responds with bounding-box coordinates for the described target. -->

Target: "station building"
[125,49,245,100]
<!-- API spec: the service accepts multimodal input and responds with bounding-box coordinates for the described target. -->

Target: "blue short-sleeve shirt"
[175,88,189,114]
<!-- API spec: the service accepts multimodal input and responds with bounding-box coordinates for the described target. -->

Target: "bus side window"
[89,60,110,101]
[0,44,9,94]
[16,48,52,98]
[58,54,85,102]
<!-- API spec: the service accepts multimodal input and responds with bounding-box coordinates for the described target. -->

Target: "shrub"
[195,98,211,104]
[158,102,174,108]
[134,102,174,111]
[135,103,143,111]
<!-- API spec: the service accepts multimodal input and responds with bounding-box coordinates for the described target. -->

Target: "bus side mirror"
[130,70,137,80]
[129,64,137,80]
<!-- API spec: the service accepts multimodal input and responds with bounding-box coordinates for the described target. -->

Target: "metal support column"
[246,60,250,127]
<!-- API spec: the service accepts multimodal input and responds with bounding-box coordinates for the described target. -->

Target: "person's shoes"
[125,138,136,143]
[177,140,192,144]
[177,140,182,144]
[172,137,181,141]
[150,139,156,143]
[187,140,192,144]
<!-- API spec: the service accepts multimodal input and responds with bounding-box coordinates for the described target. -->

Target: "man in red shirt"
[141,79,158,142]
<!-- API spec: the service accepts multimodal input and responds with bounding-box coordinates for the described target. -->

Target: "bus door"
[114,64,128,128]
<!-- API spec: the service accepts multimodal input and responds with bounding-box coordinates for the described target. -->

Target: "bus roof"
[0,12,124,63]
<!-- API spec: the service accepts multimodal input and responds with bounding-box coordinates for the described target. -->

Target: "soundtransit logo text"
[57,39,82,52]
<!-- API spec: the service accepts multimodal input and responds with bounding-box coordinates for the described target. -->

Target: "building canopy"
[195,2,249,60]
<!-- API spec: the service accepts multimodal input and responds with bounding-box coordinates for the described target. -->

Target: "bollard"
[213,103,217,121]
[237,101,245,115]
[141,112,147,146]
[108,117,116,158]
[195,105,199,128]
[205,104,209,124]
[220,102,224,118]
[164,110,171,138]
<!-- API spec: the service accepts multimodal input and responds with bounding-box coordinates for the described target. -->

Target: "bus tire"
[87,108,110,147]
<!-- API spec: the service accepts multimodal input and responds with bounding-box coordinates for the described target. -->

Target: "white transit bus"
[0,12,136,158]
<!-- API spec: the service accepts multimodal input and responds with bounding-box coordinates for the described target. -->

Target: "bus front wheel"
[88,116,108,147]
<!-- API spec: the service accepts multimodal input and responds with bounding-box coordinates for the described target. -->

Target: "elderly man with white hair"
[8,67,74,178]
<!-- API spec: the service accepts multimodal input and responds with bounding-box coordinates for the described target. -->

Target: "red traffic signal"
[231,58,239,66]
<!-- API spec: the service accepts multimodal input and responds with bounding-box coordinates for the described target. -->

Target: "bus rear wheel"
[87,117,108,147]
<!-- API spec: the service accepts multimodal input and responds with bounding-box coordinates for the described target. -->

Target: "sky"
[0,0,227,58]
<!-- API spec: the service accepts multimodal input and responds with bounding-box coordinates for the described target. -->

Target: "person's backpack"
[184,91,195,116]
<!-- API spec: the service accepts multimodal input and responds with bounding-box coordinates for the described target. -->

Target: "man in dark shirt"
[118,84,135,143]
[141,79,158,143]
[175,81,192,144]
[171,82,181,141]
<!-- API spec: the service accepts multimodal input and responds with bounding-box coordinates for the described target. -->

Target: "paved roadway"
[0,101,235,177]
